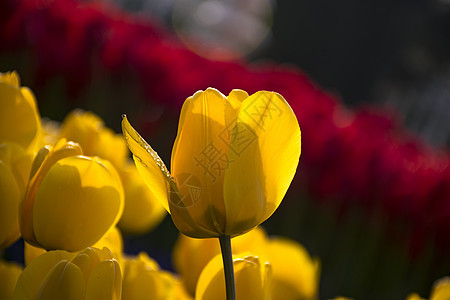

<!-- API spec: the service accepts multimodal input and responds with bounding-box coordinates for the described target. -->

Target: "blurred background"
[1,0,450,299]
[116,0,450,147]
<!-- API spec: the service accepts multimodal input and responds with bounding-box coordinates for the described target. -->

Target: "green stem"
[219,235,236,300]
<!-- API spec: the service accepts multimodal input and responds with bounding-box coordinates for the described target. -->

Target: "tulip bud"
[60,109,128,169]
[0,71,42,153]
[0,260,22,300]
[20,139,124,252]
[196,253,271,300]
[0,142,33,248]
[118,163,166,234]
[13,247,122,300]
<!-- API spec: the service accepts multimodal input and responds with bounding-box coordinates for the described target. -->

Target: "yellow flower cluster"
[0,71,166,251]
[1,71,449,299]
[0,71,172,299]
[0,71,320,299]
[0,71,323,299]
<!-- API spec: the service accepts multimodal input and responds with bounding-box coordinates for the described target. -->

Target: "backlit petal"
[223,91,301,235]
[122,115,173,212]
[85,260,122,300]
[92,227,124,263]
[170,88,235,236]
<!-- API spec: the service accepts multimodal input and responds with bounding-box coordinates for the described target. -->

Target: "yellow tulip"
[173,227,268,295]
[122,88,301,238]
[122,252,191,300]
[0,260,22,300]
[60,110,166,235]
[118,163,166,234]
[267,237,320,300]
[196,253,271,300]
[20,139,124,252]
[13,247,122,300]
[407,277,450,300]
[60,109,128,168]
[0,142,33,248]
[0,71,42,153]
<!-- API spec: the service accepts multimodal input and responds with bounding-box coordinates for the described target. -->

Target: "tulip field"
[1,0,449,299]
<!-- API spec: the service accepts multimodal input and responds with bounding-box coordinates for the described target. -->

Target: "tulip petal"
[85,260,122,300]
[170,88,237,236]
[36,260,85,300]
[13,250,75,300]
[0,143,32,247]
[227,89,249,109]
[0,80,41,152]
[0,163,21,248]
[122,255,175,300]
[0,71,20,87]
[92,227,124,261]
[60,110,128,168]
[71,252,100,285]
[32,156,123,251]
[21,139,83,247]
[24,242,47,266]
[223,91,301,235]
[267,238,320,300]
[0,260,22,300]
[122,115,174,212]
[0,142,33,190]
[173,235,220,295]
